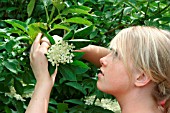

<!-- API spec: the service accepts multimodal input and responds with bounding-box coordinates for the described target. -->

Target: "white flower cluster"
[46,39,75,66]
[5,86,26,101]
[22,92,33,98]
[84,95,121,113]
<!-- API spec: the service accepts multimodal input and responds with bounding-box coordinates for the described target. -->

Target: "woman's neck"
[115,88,162,113]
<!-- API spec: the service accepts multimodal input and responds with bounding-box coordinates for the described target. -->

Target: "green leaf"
[4,19,28,33]
[39,27,55,45]
[0,66,3,74]
[48,106,56,113]
[0,42,5,50]
[49,98,58,105]
[1,0,8,2]
[6,7,17,12]
[74,25,94,38]
[5,28,23,35]
[28,22,47,39]
[50,24,70,32]
[62,7,91,15]
[159,17,170,21]
[62,6,91,15]
[90,30,98,39]
[73,52,85,60]
[112,8,123,15]
[87,106,113,113]
[13,100,24,113]
[72,6,92,11]
[57,103,68,113]
[63,30,74,40]
[4,76,13,87]
[4,106,12,113]
[123,7,132,15]
[0,77,5,82]
[14,79,24,95]
[0,94,10,104]
[48,62,56,75]
[15,36,30,41]
[3,59,19,74]
[65,82,86,95]
[64,99,84,105]
[64,17,92,26]
[27,0,36,17]
[52,0,65,11]
[70,60,89,74]
[42,0,52,7]
[68,39,95,42]
[59,65,77,81]
[23,85,34,94]
[5,40,16,52]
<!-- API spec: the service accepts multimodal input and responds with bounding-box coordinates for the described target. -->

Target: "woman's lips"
[98,69,104,77]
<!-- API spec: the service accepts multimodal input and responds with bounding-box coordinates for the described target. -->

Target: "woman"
[26,26,170,113]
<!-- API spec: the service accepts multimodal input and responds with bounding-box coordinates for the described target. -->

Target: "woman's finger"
[30,33,43,61]
[41,37,51,46]
[31,33,42,52]
[39,41,50,54]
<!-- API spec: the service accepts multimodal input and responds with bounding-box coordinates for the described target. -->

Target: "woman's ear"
[134,72,151,87]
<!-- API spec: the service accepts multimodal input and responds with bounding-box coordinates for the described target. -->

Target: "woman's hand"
[76,45,111,67]
[26,33,57,113]
[30,33,57,87]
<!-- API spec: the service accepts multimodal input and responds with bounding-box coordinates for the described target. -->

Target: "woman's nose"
[100,56,107,66]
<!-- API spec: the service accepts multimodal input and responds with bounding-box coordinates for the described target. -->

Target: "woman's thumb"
[51,66,58,83]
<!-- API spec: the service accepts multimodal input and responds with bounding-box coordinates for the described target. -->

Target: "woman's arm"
[78,45,110,67]
[25,33,57,113]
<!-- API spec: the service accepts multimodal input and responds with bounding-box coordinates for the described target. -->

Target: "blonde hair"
[110,26,170,112]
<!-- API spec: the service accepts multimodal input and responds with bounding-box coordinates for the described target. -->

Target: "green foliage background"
[0,0,170,113]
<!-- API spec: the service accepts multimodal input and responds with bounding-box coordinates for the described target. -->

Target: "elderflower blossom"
[5,86,26,101]
[22,92,33,98]
[46,39,75,66]
[20,81,34,98]
[84,95,121,113]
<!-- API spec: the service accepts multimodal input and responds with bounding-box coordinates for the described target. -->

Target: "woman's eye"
[114,51,118,57]
[109,48,119,58]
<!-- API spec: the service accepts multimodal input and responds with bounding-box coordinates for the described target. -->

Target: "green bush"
[0,0,169,112]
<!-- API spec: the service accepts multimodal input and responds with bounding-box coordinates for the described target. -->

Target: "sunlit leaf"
[74,25,94,38]
[41,0,52,7]
[28,22,47,40]
[3,59,19,74]
[68,39,95,42]
[39,27,55,44]
[50,24,70,32]
[64,17,92,26]
[5,19,28,33]
[27,0,36,17]
[63,30,74,40]
[62,7,91,15]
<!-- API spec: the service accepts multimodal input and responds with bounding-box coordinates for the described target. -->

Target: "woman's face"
[97,49,134,96]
